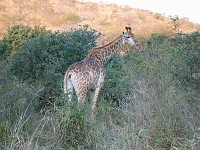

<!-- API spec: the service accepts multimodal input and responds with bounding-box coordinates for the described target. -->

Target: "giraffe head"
[122,27,136,46]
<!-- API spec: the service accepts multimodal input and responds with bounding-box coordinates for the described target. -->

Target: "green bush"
[103,34,171,105]
[0,39,11,60]
[10,25,100,83]
[172,32,200,90]
[9,25,100,106]
[1,25,49,58]
[102,33,199,149]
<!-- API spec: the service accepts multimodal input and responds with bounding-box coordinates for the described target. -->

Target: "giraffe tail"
[64,69,73,102]
[64,70,69,94]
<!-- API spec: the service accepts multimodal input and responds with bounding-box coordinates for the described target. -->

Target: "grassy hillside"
[0,0,199,42]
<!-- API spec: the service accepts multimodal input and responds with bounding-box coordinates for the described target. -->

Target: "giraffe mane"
[87,35,122,56]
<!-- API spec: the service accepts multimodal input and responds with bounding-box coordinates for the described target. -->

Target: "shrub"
[0,39,11,60]
[9,25,100,106]
[102,33,199,149]
[172,32,200,90]
[103,55,127,106]
[10,25,100,82]
[103,34,171,104]
[1,25,49,58]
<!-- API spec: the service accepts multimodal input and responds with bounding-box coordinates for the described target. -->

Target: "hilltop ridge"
[0,0,199,42]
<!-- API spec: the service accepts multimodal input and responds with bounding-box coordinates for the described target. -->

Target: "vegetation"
[0,1,200,149]
[0,22,199,149]
[0,25,49,61]
[62,13,81,24]
[103,33,200,149]
[0,0,199,41]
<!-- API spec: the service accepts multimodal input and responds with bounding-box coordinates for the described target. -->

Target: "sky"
[81,0,200,24]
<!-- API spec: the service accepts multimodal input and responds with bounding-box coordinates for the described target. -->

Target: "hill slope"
[0,0,199,42]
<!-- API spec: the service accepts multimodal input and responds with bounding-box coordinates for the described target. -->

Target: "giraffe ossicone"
[64,27,136,118]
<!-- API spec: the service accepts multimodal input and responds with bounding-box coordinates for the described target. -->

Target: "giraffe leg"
[75,86,88,108]
[92,87,101,118]
[77,92,87,107]
[91,84,103,119]
[91,71,105,119]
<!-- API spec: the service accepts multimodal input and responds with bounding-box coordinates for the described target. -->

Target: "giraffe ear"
[125,26,132,32]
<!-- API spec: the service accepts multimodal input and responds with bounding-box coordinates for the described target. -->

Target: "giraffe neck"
[87,35,123,66]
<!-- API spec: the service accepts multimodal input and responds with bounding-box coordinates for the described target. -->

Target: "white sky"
[81,0,200,24]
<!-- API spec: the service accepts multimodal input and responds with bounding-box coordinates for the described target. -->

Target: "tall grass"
[0,27,199,149]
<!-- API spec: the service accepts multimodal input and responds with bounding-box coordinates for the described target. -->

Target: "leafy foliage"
[8,25,100,107]
[1,25,48,57]
[102,33,199,149]
[103,34,174,105]
[10,25,100,83]
[0,39,11,60]
[172,32,200,90]
[0,24,199,149]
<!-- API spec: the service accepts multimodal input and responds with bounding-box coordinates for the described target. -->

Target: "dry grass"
[0,0,199,42]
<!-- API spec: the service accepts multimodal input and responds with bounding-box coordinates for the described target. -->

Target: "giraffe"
[64,27,136,118]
